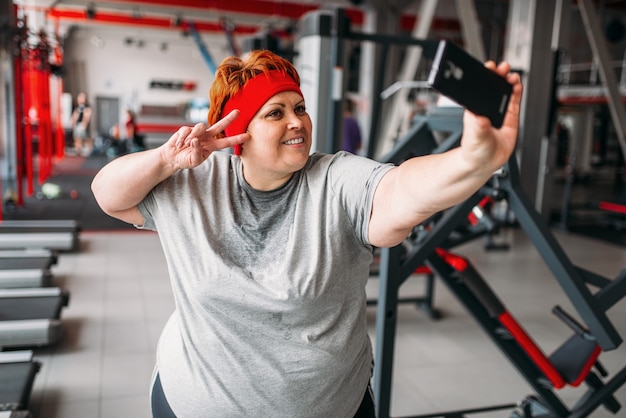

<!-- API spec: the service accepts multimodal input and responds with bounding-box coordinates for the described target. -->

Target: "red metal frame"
[47,8,278,35]
[13,11,25,207]
[43,1,459,34]
[438,248,603,391]
[598,200,626,215]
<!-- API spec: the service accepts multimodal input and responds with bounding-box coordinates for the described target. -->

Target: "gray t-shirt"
[138,151,393,417]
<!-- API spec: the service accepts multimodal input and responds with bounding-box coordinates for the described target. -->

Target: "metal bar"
[346,32,438,52]
[575,266,612,289]
[405,403,517,418]
[399,194,483,278]
[578,0,626,158]
[373,244,404,418]
[380,81,431,101]
[596,270,626,312]
[186,21,217,74]
[569,367,626,418]
[454,0,485,61]
[374,0,438,160]
[325,8,348,153]
[366,42,389,159]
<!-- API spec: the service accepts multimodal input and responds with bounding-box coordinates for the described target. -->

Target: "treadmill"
[0,233,78,252]
[0,219,80,233]
[0,351,40,417]
[0,287,70,349]
[0,250,58,270]
[0,219,81,252]
[0,412,32,418]
[0,269,53,288]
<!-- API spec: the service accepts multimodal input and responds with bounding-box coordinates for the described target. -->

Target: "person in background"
[91,49,522,418]
[105,123,126,158]
[70,92,93,156]
[125,109,146,152]
[342,98,362,154]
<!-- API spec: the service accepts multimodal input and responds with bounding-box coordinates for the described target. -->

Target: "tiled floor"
[20,225,626,418]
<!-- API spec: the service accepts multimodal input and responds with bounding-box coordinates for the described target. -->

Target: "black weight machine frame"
[373,145,626,417]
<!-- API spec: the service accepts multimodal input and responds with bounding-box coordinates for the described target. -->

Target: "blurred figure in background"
[342,98,362,154]
[70,92,93,156]
[125,109,146,152]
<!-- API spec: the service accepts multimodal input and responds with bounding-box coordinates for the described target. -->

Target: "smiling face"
[240,91,312,190]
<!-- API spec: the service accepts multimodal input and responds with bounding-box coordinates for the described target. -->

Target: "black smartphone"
[427,40,512,128]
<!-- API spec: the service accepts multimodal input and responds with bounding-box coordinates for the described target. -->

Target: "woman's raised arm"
[91,110,249,225]
[368,62,523,248]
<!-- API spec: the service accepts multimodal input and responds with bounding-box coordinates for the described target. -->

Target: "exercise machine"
[0,219,80,233]
[373,144,626,417]
[0,232,78,252]
[367,246,440,320]
[0,250,57,270]
[0,287,69,348]
[367,106,510,321]
[0,219,81,252]
[556,153,626,238]
[0,350,40,416]
[296,7,438,154]
[0,269,52,288]
[427,248,625,417]
[0,412,32,418]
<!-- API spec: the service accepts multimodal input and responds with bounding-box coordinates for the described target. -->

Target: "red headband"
[222,70,303,155]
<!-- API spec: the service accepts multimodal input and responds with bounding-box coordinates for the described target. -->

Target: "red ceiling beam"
[96,0,460,31]
[45,2,459,35]
[47,8,263,35]
[97,0,326,21]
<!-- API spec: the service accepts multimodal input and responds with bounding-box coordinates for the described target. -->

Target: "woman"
[92,50,522,417]
[70,92,93,156]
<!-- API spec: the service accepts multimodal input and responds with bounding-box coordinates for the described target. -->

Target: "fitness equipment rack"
[373,117,626,418]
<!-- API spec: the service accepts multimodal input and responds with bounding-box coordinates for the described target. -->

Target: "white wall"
[62,25,231,124]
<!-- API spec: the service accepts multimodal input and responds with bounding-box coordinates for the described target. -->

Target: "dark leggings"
[151,373,176,418]
[354,383,377,418]
[151,373,376,418]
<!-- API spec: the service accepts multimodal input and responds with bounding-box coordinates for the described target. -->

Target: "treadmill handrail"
[0,249,54,258]
[0,351,33,363]
[0,288,62,298]
[0,319,58,330]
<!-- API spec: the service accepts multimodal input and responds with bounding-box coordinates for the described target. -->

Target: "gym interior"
[1,1,626,417]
